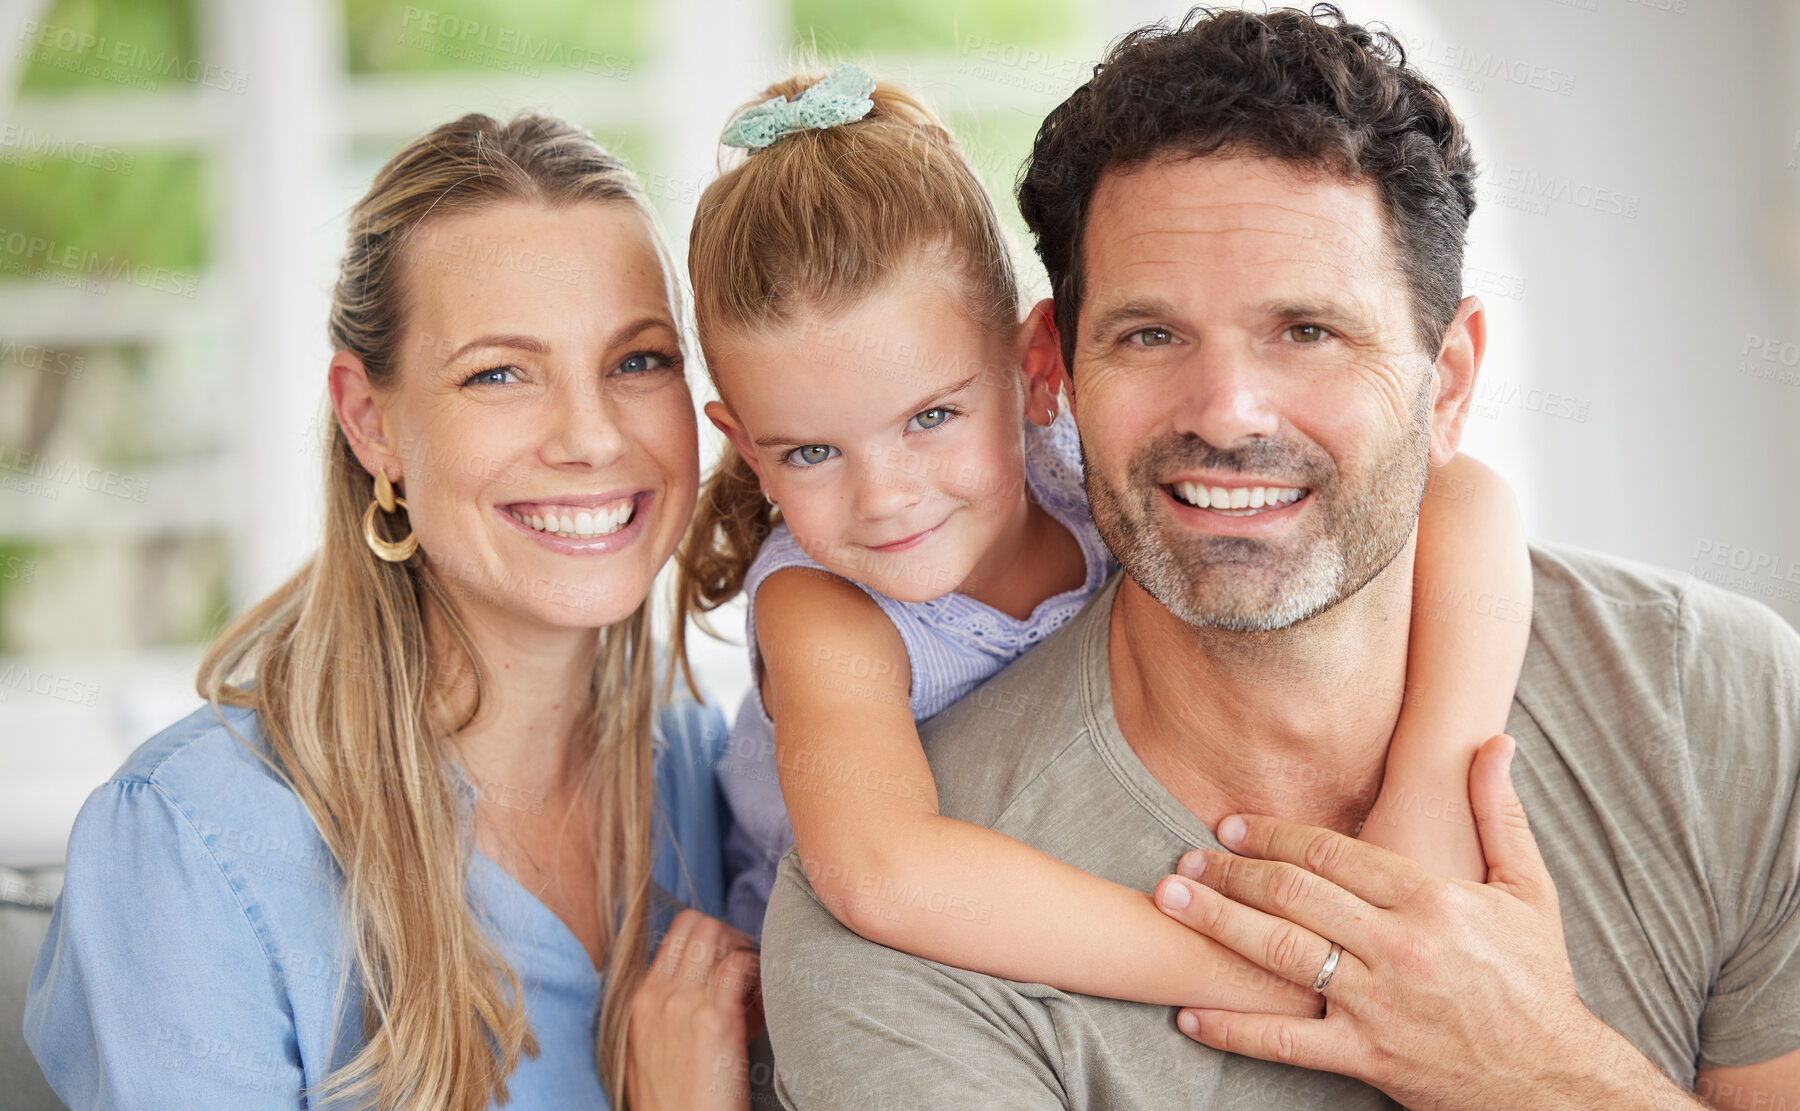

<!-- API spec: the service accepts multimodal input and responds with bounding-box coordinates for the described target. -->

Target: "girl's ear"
[329,350,401,480]
[1020,299,1070,426]
[704,400,768,484]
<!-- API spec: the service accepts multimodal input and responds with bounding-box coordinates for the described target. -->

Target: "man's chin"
[1129,550,1346,633]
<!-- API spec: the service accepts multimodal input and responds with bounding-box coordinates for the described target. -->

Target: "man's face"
[1072,153,1441,632]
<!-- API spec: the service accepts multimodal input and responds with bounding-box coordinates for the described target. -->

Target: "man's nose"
[1169,340,1283,448]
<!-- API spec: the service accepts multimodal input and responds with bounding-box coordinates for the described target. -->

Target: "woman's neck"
[423,597,600,800]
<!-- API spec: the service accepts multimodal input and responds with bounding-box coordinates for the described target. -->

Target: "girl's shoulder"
[1024,409,1090,519]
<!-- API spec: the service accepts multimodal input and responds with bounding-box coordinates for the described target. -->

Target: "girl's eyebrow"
[752,371,982,449]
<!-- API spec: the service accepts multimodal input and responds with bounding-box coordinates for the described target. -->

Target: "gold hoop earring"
[362,469,418,562]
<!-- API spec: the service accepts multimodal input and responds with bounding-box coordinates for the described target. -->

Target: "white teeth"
[1173,482,1306,513]
[511,501,635,539]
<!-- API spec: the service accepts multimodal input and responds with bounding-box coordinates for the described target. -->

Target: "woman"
[25,113,759,1110]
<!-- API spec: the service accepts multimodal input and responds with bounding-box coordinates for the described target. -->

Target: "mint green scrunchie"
[721,63,876,151]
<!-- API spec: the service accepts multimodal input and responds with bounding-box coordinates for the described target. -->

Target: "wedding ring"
[1311,941,1343,993]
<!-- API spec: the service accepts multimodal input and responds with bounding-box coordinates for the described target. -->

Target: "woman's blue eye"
[910,406,954,431]
[785,444,837,467]
[619,350,676,374]
[464,365,519,386]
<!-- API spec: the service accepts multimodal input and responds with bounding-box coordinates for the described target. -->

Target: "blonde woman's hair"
[199,112,674,1111]
[675,73,1021,652]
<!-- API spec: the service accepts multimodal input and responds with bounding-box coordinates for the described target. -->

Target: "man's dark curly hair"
[1019,4,1477,371]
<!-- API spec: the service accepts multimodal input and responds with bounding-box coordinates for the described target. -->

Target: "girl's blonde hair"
[199,112,673,1111]
[676,73,1021,646]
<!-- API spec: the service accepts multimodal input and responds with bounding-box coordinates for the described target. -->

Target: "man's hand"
[1152,734,1703,1111]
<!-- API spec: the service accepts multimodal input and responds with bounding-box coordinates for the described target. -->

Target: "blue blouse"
[24,695,731,1109]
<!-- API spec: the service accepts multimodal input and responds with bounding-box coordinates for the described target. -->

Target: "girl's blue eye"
[1129,327,1174,347]
[619,350,679,374]
[785,444,837,467]
[910,407,953,431]
[464,365,519,386]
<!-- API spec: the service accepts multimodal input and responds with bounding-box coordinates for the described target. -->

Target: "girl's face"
[333,200,699,636]
[708,270,1056,604]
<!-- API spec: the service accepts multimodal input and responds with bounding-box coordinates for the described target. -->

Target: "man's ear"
[328,350,400,480]
[1426,295,1486,465]
[1020,299,1071,425]
[704,400,768,486]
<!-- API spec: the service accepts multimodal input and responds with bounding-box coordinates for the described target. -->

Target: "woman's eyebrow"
[604,315,678,349]
[438,316,675,366]
[442,333,550,364]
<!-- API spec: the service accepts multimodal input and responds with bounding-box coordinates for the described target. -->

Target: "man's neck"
[1107,545,1416,836]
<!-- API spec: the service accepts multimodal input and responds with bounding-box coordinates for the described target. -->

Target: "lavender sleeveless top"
[717,413,1115,936]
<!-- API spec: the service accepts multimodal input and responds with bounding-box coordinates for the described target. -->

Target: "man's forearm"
[1534,1016,1706,1111]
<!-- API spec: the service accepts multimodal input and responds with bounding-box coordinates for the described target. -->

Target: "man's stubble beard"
[1082,377,1434,633]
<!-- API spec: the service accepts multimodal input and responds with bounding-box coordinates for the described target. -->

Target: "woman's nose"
[544,375,629,468]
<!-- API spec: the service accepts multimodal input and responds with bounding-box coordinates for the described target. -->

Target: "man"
[758,7,1800,1108]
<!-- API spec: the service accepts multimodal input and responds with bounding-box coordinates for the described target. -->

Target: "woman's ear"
[704,400,768,485]
[329,350,399,480]
[1020,299,1070,426]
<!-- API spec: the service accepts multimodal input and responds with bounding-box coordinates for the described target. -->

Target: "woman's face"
[337,199,698,634]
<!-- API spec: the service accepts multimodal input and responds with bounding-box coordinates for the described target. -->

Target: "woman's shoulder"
[80,701,338,911]
[106,701,308,829]
[651,686,729,779]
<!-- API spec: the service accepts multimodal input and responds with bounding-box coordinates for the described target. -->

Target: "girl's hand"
[626,908,763,1111]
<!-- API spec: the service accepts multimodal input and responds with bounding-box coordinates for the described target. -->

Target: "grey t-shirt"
[758,543,1800,1108]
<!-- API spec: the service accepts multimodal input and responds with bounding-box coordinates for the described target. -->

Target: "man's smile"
[1166,480,1310,517]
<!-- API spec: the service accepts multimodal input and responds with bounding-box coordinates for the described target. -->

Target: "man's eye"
[1129,327,1174,347]
[464,365,520,386]
[1286,324,1329,344]
[910,407,954,431]
[785,444,837,467]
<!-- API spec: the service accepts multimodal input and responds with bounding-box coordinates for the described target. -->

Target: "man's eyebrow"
[751,371,982,449]
[1258,299,1378,337]
[1083,298,1180,345]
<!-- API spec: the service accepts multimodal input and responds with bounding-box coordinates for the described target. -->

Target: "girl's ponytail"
[672,445,774,690]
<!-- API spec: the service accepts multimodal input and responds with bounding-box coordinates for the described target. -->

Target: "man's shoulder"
[1523,541,1800,718]
[916,576,1117,825]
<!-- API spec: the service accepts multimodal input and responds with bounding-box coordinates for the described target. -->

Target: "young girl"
[677,65,1530,1013]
